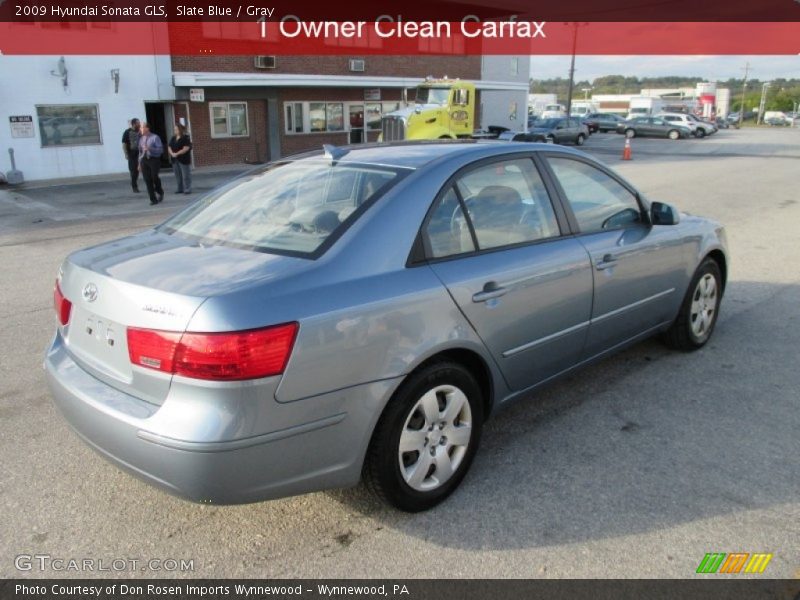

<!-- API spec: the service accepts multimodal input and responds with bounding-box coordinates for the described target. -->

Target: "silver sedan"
[46,142,728,512]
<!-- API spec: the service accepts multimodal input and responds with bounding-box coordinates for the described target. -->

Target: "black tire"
[363,361,484,512]
[546,135,556,144]
[663,258,722,351]
[625,129,636,139]
[695,128,706,138]
[575,133,586,146]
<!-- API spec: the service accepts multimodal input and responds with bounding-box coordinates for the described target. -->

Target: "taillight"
[53,280,72,326]
[127,323,298,381]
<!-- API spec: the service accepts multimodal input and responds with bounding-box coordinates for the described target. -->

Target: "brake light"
[53,280,72,326]
[127,323,298,381]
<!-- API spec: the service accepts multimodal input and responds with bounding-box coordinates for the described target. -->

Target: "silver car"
[46,142,728,512]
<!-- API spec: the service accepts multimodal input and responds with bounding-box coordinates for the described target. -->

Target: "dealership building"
[0,22,529,181]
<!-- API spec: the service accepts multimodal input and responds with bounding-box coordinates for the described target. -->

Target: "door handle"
[595,254,618,270]
[472,282,508,303]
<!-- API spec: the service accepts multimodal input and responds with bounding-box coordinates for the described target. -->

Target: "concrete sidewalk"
[0,163,253,236]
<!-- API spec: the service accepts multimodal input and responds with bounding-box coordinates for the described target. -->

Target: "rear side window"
[160,161,401,257]
[547,157,642,233]
[423,158,560,257]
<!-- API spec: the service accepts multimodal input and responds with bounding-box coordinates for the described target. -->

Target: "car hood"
[67,229,312,298]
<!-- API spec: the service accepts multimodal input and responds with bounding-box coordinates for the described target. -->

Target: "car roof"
[282,140,588,170]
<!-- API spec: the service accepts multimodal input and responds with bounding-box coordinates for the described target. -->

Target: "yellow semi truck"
[381,78,491,142]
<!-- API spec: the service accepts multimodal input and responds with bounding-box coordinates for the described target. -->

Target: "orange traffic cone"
[622,138,633,160]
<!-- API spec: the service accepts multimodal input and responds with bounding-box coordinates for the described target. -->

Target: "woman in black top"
[168,124,192,194]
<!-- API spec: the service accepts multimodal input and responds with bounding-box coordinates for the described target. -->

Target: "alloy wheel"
[690,273,718,339]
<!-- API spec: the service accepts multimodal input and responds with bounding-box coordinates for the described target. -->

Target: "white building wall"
[480,56,530,132]
[0,51,173,181]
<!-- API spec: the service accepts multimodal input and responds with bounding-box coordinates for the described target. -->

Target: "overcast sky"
[530,55,800,82]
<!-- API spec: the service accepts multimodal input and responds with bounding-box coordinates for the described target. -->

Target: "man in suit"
[138,122,165,205]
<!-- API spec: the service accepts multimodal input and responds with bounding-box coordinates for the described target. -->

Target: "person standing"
[168,124,193,194]
[122,118,141,193]
[138,122,164,205]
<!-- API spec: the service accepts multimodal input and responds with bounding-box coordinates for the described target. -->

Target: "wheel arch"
[404,347,497,421]
[704,249,728,294]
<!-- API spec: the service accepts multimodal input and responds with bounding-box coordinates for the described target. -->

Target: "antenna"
[322,144,349,164]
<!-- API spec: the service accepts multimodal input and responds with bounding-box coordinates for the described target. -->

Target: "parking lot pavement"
[589,125,800,165]
[0,164,251,238]
[1,128,798,579]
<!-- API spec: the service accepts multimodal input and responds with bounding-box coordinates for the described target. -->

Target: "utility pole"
[757,82,770,125]
[565,22,579,118]
[738,62,750,128]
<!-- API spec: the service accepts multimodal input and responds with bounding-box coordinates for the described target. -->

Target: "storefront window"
[309,102,326,132]
[36,104,101,147]
[209,102,249,138]
[366,103,382,130]
[326,103,344,132]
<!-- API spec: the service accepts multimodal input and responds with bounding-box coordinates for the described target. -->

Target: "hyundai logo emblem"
[83,283,98,303]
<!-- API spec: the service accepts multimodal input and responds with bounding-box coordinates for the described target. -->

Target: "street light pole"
[757,82,769,125]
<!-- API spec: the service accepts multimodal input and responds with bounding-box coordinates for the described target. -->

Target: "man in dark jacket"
[121,118,141,193]
[138,122,165,205]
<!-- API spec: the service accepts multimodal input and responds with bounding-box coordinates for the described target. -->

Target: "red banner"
[0,21,799,55]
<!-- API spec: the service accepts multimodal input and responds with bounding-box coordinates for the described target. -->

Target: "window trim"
[537,152,650,235]
[209,101,249,139]
[410,152,571,266]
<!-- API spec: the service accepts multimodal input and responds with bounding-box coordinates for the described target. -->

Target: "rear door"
[423,155,593,392]
[541,154,687,358]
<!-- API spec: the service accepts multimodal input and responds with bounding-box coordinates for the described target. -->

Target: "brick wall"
[184,100,268,167]
[171,55,481,80]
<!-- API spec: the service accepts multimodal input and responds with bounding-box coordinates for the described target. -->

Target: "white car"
[657,113,716,138]
[541,104,567,119]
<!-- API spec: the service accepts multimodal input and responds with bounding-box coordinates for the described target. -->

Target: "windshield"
[159,161,402,257]
[415,87,451,106]
[544,105,562,111]
[535,118,561,128]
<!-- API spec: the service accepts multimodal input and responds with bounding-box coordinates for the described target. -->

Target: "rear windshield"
[159,160,403,257]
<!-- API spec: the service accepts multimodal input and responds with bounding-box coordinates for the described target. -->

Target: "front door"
[422,156,594,392]
[543,155,686,358]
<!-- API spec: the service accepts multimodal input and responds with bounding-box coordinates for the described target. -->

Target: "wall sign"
[364,88,381,101]
[9,115,34,138]
[189,88,205,102]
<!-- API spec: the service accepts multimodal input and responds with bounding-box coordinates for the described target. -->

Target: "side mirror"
[650,201,680,226]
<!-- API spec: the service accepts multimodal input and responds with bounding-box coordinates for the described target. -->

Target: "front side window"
[210,102,249,138]
[548,157,642,233]
[416,87,451,106]
[36,104,101,147]
[160,161,402,257]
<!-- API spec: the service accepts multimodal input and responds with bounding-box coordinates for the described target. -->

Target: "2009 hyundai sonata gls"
[46,141,727,511]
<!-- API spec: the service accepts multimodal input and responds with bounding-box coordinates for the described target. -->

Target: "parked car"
[658,112,715,137]
[46,142,728,512]
[765,115,790,127]
[529,117,589,145]
[580,117,599,134]
[583,112,627,133]
[616,116,691,140]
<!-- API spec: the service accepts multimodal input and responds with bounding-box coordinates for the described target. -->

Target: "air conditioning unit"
[254,55,276,69]
[348,59,365,72]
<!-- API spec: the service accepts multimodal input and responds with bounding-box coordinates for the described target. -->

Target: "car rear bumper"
[44,332,400,504]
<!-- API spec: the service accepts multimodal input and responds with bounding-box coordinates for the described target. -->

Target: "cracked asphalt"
[1,127,798,579]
